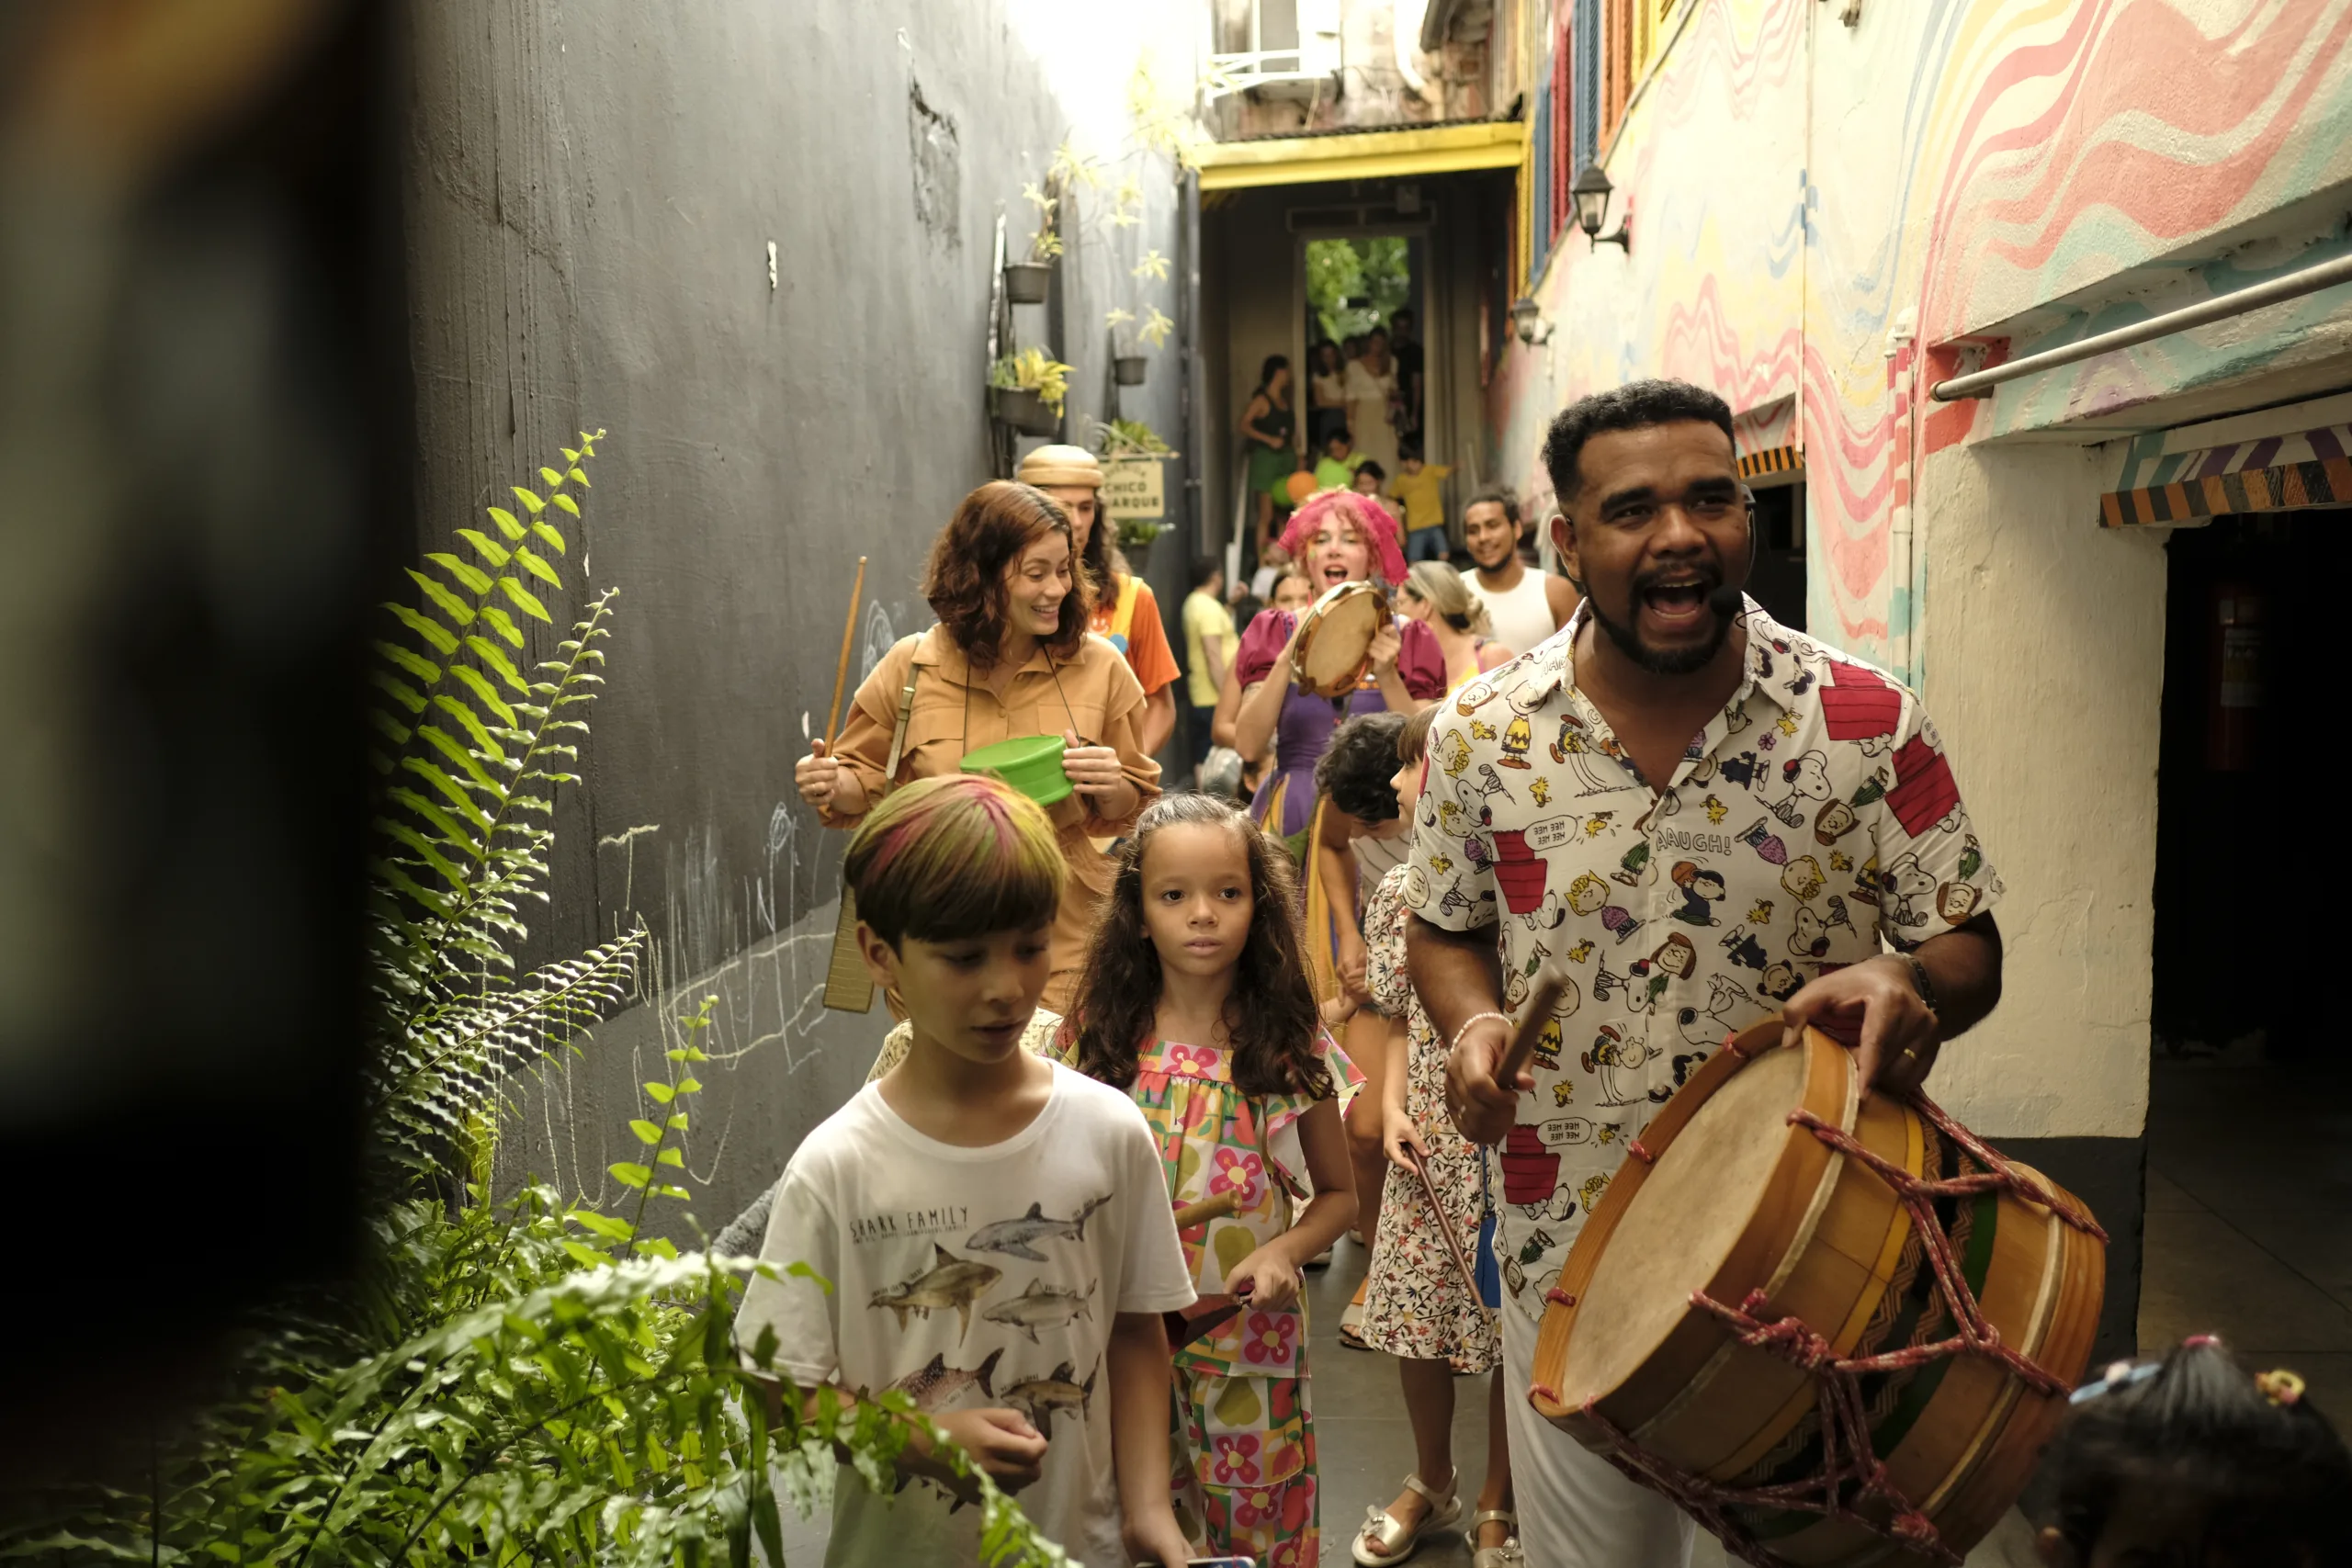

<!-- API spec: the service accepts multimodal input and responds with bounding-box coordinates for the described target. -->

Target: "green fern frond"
[370,928,644,1174]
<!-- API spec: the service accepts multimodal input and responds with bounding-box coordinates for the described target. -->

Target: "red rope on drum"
[1555,1090,2103,1567]
[1625,1138,1657,1164]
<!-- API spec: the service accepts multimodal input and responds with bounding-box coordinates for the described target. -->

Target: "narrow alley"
[5,3,2351,1567]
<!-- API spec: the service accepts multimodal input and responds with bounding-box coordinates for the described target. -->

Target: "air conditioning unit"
[1207,0,1341,100]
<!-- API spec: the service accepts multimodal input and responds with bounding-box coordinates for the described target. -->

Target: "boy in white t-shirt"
[739,775,1195,1568]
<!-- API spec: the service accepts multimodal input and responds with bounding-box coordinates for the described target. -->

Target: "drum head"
[1559,1043,1810,1404]
[1293,581,1386,698]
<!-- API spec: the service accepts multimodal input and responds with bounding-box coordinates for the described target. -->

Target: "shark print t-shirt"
[1406,598,2004,1325]
[739,1061,1195,1568]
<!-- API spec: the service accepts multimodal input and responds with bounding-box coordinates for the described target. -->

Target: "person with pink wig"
[1231,491,1438,850]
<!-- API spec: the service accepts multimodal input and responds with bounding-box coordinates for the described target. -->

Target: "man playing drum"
[1404,379,2006,1568]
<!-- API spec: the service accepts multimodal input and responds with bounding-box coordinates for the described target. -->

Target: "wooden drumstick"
[1404,1144,1492,1322]
[824,556,868,750]
[1497,964,1571,1088]
[1170,1189,1242,1230]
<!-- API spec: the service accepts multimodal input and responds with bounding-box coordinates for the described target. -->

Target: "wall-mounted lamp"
[1570,164,1632,253]
[1509,296,1553,345]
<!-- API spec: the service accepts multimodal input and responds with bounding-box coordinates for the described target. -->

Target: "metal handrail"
[1928,250,2352,400]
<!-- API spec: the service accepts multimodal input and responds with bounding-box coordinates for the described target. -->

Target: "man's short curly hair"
[1541,378,1735,503]
[1316,710,1408,824]
[922,480,1095,667]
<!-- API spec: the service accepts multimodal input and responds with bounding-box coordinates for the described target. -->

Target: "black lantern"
[1509,297,1552,345]
[1571,164,1631,252]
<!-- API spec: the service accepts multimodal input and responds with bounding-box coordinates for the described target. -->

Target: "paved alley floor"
[2138,1052,2352,1402]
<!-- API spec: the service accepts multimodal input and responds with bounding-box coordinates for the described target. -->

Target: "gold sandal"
[1467,1508,1524,1568]
[1351,1472,1462,1566]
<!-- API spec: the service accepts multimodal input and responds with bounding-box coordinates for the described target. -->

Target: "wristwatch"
[1898,951,1940,1021]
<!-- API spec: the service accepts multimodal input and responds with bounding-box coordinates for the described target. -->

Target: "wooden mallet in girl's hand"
[820,558,875,1013]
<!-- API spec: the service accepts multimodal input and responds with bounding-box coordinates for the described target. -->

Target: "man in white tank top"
[1464,489,1577,655]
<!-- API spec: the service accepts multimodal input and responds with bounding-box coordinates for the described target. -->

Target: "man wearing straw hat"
[1019,444,1181,757]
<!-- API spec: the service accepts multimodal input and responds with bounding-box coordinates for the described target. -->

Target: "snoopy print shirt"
[1404,597,2002,1324]
[740,1060,1195,1568]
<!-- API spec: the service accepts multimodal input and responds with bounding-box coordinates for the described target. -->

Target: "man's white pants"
[1501,1300,1694,1568]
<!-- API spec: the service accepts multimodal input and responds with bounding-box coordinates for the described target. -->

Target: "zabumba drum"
[1530,1021,2106,1566]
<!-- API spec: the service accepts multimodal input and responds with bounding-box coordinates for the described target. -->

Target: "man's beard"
[1583,572,1738,676]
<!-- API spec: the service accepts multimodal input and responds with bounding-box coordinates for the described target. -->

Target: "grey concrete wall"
[401,0,1202,1238]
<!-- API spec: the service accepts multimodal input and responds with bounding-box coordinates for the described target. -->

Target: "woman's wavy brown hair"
[1069,794,1330,1100]
[922,480,1096,668]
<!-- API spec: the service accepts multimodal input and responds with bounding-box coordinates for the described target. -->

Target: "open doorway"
[2144,507,2352,1398]
[1746,479,1807,633]
[1300,234,1429,489]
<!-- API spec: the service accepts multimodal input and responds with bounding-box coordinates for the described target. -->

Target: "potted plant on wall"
[1104,248,1175,385]
[989,345,1072,435]
[1005,179,1061,304]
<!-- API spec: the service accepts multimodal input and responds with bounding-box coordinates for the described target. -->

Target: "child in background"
[1354,706,1517,1568]
[738,776,1196,1568]
[1307,712,1410,1284]
[1350,459,1387,498]
[1385,442,1456,563]
[1069,794,1362,1568]
[2037,1335,2349,1568]
[1313,428,1363,493]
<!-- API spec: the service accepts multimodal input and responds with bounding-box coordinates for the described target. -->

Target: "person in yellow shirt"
[1180,561,1236,777]
[1386,440,1455,563]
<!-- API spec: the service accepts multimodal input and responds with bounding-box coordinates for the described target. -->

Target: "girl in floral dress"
[1355,705,1519,1568]
[1069,794,1361,1568]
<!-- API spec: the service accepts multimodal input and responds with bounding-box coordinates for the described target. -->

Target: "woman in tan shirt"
[796,480,1159,1011]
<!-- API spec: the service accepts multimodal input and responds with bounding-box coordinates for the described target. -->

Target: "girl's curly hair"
[922,480,1095,668]
[1069,793,1329,1100]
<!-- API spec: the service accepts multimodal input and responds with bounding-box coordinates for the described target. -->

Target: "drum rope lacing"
[1533,1090,2109,1568]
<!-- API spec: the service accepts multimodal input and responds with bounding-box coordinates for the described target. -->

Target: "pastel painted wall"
[1486,0,2352,1148]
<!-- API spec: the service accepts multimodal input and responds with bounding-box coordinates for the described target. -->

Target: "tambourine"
[1290,581,1391,699]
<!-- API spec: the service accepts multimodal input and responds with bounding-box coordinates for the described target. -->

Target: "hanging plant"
[1103,247,1176,374]
[1093,416,1175,460]
[990,346,1073,416]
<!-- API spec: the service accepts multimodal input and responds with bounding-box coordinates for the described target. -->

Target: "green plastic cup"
[960,734,1073,807]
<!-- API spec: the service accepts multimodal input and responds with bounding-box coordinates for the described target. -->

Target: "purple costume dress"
[1234,608,1447,858]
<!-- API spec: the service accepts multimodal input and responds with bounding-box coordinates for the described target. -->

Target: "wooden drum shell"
[1530,1023,2105,1567]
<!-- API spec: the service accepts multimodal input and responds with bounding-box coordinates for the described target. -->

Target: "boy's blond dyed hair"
[843,775,1064,948]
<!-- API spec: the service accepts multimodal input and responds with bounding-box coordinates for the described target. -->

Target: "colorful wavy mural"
[1489,0,2352,671]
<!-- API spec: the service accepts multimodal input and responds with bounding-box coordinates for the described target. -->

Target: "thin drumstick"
[824,557,868,750]
[1497,965,1570,1088]
[1405,1144,1490,1320]
[1170,1188,1242,1231]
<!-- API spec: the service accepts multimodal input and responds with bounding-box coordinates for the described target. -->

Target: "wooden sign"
[1102,457,1165,522]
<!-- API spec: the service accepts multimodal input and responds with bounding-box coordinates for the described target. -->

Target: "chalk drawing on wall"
[861,602,897,681]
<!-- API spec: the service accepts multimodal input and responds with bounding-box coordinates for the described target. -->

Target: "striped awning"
[2098,417,2352,527]
[1737,445,1804,483]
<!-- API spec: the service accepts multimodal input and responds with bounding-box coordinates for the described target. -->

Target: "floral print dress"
[1359,863,1501,1372]
[1129,1034,1358,1568]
